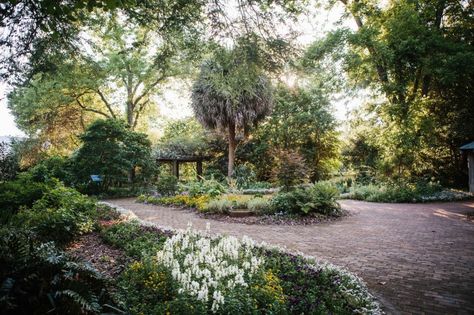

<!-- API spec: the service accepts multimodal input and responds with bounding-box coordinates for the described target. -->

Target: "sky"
[0,2,359,137]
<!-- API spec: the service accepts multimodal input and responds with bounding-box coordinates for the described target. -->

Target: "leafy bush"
[101,220,167,258]
[116,258,185,314]
[271,149,309,191]
[179,177,226,197]
[233,163,257,189]
[26,156,72,184]
[71,118,156,191]
[12,185,97,245]
[155,174,178,196]
[0,176,50,224]
[345,181,447,203]
[271,182,340,216]
[0,228,112,314]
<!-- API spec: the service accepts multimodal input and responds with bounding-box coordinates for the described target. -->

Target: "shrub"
[116,258,185,315]
[101,220,167,258]
[307,181,340,215]
[233,163,257,189]
[179,177,226,197]
[155,174,178,196]
[346,180,445,203]
[0,176,50,224]
[271,182,340,216]
[26,156,72,184]
[271,149,309,191]
[12,185,97,245]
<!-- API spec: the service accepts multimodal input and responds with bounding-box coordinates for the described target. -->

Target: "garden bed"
[198,210,350,225]
[101,203,382,314]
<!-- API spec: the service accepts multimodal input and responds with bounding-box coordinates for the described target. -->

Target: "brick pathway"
[105,198,474,314]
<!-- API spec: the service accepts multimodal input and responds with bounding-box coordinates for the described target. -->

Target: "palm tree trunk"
[228,123,237,178]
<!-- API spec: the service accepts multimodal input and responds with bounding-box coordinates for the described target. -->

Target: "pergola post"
[172,160,179,179]
[197,160,203,180]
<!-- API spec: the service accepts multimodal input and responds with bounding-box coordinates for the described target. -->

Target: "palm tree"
[191,49,272,177]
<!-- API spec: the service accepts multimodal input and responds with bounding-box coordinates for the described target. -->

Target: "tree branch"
[96,89,117,118]
[75,98,110,118]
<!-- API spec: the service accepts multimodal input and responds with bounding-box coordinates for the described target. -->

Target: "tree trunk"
[126,101,134,127]
[227,123,237,178]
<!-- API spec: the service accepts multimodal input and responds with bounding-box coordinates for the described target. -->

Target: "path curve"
[104,198,474,314]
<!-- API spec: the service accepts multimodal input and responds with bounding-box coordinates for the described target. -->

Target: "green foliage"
[179,178,226,198]
[271,149,309,191]
[155,118,210,159]
[0,141,19,181]
[271,182,341,216]
[155,174,178,196]
[345,180,447,203]
[310,0,474,186]
[12,184,96,245]
[233,163,258,189]
[259,248,380,314]
[115,259,186,315]
[203,198,235,214]
[26,156,72,184]
[191,39,273,177]
[72,118,156,191]
[247,197,274,215]
[0,229,111,315]
[138,194,211,212]
[101,221,166,259]
[264,85,341,181]
[0,175,50,224]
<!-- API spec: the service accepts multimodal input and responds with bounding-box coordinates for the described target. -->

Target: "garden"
[1,0,473,314]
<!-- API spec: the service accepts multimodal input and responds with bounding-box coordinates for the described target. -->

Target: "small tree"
[191,44,272,178]
[72,119,155,190]
[271,149,309,191]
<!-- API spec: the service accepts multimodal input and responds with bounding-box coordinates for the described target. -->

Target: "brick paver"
[105,198,474,314]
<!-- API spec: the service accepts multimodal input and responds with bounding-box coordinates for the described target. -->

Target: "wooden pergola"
[156,156,210,179]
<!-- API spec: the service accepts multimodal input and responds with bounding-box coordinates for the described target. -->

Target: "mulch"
[198,209,351,226]
[66,232,130,279]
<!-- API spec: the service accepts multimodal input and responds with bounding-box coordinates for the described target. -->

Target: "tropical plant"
[191,39,273,177]
[271,182,340,216]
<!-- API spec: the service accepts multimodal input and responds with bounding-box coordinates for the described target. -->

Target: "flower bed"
[102,203,382,314]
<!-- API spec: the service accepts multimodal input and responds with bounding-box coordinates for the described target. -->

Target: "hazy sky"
[0,2,358,137]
